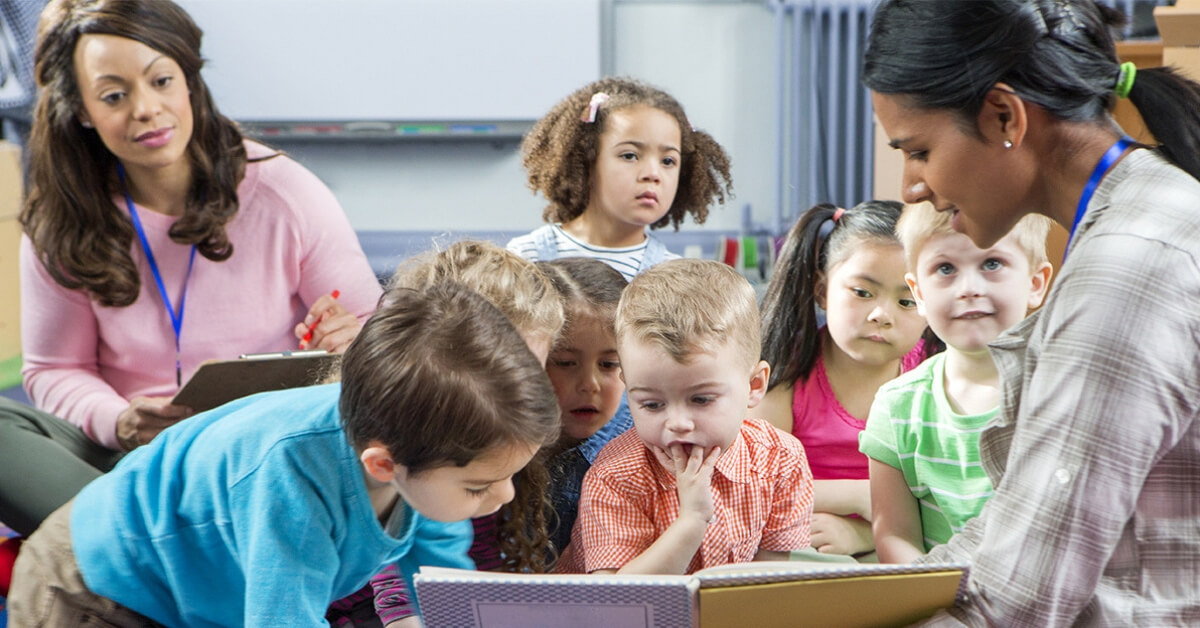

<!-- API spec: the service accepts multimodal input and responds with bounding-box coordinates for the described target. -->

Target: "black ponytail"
[1126,67,1200,180]
[761,203,838,390]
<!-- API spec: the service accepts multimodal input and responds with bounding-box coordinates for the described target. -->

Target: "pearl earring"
[81,120,93,129]
[1003,140,1013,149]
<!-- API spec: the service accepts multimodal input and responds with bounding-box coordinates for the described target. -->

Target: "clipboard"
[171,350,340,412]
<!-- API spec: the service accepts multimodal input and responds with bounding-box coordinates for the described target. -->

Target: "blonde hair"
[896,202,1052,271]
[388,240,565,347]
[616,259,759,369]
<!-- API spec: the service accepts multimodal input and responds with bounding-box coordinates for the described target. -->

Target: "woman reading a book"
[0,0,381,538]
[864,0,1200,624]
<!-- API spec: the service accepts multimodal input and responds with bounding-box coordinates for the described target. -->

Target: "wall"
[269,1,780,236]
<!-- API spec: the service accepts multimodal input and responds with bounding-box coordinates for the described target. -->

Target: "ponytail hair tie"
[817,207,845,244]
[581,92,610,123]
[1114,62,1136,99]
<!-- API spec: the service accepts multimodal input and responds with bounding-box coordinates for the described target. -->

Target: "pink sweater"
[20,141,382,449]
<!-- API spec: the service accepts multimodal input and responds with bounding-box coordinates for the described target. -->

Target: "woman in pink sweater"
[0,0,381,537]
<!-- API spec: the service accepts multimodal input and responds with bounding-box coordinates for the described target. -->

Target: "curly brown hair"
[20,0,265,307]
[522,76,733,230]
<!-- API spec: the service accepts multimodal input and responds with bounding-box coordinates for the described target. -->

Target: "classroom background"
[0,0,1192,623]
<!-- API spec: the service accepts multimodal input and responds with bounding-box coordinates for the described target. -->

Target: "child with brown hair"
[507,77,733,280]
[325,240,564,628]
[535,258,631,557]
[7,282,560,626]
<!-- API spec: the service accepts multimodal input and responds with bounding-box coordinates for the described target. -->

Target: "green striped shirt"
[859,353,994,550]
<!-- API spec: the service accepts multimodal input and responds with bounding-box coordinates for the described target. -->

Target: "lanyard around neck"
[1065,136,1133,260]
[117,162,197,387]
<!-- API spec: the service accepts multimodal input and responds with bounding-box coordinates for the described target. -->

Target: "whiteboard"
[176,0,601,122]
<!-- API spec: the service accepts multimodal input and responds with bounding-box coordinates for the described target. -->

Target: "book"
[413,562,967,628]
[171,350,339,412]
[414,568,697,628]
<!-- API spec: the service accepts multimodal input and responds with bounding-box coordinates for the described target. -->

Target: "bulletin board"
[176,0,602,123]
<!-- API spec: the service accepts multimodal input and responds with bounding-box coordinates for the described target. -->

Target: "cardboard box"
[0,141,22,380]
[1155,0,1200,82]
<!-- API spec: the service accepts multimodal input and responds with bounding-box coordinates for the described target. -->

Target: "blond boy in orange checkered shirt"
[559,259,815,574]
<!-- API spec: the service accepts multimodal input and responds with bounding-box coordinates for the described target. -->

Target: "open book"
[413,560,967,628]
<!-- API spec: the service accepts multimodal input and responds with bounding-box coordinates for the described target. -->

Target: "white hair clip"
[581,92,610,123]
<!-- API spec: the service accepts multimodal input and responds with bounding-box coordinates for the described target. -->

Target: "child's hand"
[810,512,875,555]
[651,444,720,525]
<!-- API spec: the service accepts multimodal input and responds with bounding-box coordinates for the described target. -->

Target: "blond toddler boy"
[561,259,814,574]
[860,202,1053,563]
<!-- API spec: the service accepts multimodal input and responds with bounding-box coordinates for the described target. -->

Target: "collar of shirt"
[577,408,634,463]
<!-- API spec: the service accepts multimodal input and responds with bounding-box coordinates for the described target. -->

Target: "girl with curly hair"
[507,77,733,281]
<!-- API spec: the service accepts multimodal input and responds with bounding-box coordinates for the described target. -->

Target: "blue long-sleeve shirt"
[71,383,472,627]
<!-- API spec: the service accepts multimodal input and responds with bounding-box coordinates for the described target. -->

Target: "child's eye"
[549,358,576,368]
[899,298,918,309]
[465,486,489,497]
[851,288,872,299]
[662,156,678,167]
[599,360,621,371]
[691,395,715,405]
[935,263,955,276]
[619,151,638,161]
[638,401,664,411]
[906,150,927,161]
[982,258,1003,271]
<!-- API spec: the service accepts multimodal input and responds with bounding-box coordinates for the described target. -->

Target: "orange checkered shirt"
[558,418,814,574]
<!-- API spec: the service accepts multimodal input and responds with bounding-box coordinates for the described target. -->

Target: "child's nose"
[664,408,694,433]
[578,366,600,393]
[868,304,893,326]
[640,160,662,182]
[957,272,984,298]
[492,478,516,507]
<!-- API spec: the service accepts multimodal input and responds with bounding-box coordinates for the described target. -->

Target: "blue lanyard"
[1065,136,1132,260]
[116,163,197,387]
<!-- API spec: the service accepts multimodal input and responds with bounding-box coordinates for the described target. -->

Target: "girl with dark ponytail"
[864,1,1200,623]
[758,200,938,557]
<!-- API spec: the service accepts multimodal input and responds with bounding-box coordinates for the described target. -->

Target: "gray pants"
[0,398,123,536]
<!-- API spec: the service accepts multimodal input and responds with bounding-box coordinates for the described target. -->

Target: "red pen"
[300,289,340,349]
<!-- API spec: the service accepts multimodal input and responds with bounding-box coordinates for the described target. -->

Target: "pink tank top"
[791,339,927,480]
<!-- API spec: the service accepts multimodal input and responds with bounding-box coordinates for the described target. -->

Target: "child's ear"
[745,360,771,409]
[1027,261,1053,310]
[814,271,828,310]
[904,272,927,317]
[360,441,399,483]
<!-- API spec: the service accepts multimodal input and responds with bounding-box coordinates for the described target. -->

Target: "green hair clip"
[1114,61,1137,99]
